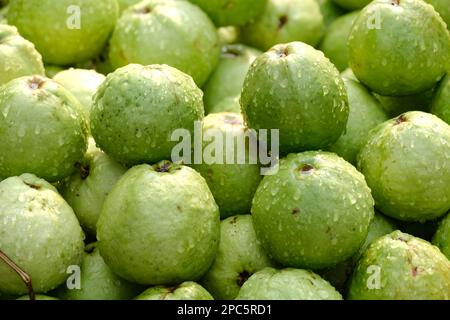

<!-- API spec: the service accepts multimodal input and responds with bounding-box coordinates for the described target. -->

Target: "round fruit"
[315,0,345,27]
[431,74,450,124]
[135,282,213,300]
[331,0,371,10]
[433,213,450,259]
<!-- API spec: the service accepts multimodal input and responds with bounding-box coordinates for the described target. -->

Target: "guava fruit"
[189,0,267,27]
[433,213,450,259]
[90,64,204,166]
[320,11,359,72]
[329,78,388,165]
[117,0,141,12]
[240,0,325,51]
[0,174,85,296]
[348,0,450,96]
[135,282,213,300]
[17,295,58,300]
[44,65,65,78]
[357,111,450,222]
[209,96,241,114]
[53,243,142,300]
[202,215,274,300]
[331,0,371,10]
[191,113,262,218]
[97,162,220,285]
[236,268,342,300]
[203,44,261,114]
[0,75,89,182]
[8,0,119,65]
[431,74,450,124]
[252,151,374,269]
[315,0,345,27]
[425,0,450,28]
[109,0,220,87]
[218,26,240,45]
[53,69,105,119]
[0,25,45,86]
[60,139,127,237]
[240,42,349,154]
[348,231,450,300]
[374,89,435,117]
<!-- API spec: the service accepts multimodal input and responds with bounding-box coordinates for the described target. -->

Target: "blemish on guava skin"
[135,6,151,14]
[28,77,46,90]
[24,182,40,190]
[230,216,238,224]
[236,270,251,287]
[299,164,314,174]
[278,15,288,30]
[391,0,400,6]
[292,208,300,215]
[412,266,419,277]
[75,162,90,180]
[176,205,182,212]
[395,114,408,125]
[276,46,289,58]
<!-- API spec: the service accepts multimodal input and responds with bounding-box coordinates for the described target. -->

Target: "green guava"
[109,0,220,87]
[52,243,142,300]
[135,282,213,300]
[0,25,45,86]
[203,44,261,114]
[433,213,450,259]
[240,0,325,51]
[331,0,371,10]
[44,65,65,78]
[431,74,450,124]
[0,75,89,182]
[252,151,374,269]
[328,78,388,165]
[240,42,349,154]
[90,64,204,166]
[97,162,220,285]
[373,89,435,117]
[0,174,85,296]
[117,0,141,12]
[236,268,342,300]
[60,139,127,237]
[209,96,241,114]
[8,0,119,65]
[357,111,450,222]
[17,295,58,300]
[348,0,450,96]
[53,69,105,119]
[202,215,274,300]
[218,27,240,45]
[348,231,450,300]
[314,0,345,27]
[191,113,262,218]
[320,11,359,72]
[425,0,450,28]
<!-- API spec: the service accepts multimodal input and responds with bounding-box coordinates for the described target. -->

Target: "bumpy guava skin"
[117,0,141,12]
[433,213,450,259]
[135,282,213,300]
[331,0,371,10]
[431,74,450,124]
[314,0,345,27]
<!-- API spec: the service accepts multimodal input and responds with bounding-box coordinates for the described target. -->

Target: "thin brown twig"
[0,249,35,300]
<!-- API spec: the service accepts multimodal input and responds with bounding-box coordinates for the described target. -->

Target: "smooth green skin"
[17,295,58,300]
[425,0,450,29]
[241,42,349,154]
[320,11,359,72]
[329,78,388,165]
[191,113,262,218]
[0,25,44,86]
[236,268,342,300]
[252,152,374,269]
[8,0,119,65]
[135,282,213,300]
[374,89,435,117]
[117,0,141,12]
[109,0,220,87]
[202,215,274,300]
[0,174,85,295]
[331,0,370,10]
[189,0,267,27]
[431,74,450,125]
[357,111,450,222]
[45,65,65,78]
[53,69,105,119]
[348,231,450,300]
[240,0,325,51]
[348,0,450,96]
[315,0,345,27]
[209,96,241,114]
[433,213,450,259]
[53,243,142,300]
[0,76,89,182]
[203,44,261,114]
[90,64,204,166]
[97,163,220,285]
[61,139,127,237]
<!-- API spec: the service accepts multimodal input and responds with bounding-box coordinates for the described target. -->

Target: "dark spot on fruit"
[326,226,331,234]
[75,162,90,180]
[236,270,251,287]
[221,46,244,58]
[167,285,178,293]
[391,0,400,5]
[28,76,46,90]
[75,193,80,197]
[308,279,315,285]
[396,236,408,243]
[135,6,151,14]
[278,15,288,29]
[155,161,172,173]
[292,208,300,215]
[176,205,182,212]
[412,266,418,277]
[276,46,289,58]
[24,182,40,190]
[230,216,238,224]
[299,164,314,173]
[395,114,408,125]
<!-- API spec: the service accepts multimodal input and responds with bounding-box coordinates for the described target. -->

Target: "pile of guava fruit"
[1,0,450,301]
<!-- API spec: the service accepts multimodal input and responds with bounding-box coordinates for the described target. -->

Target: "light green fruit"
[374,89,435,117]
[241,42,349,154]
[357,111,450,222]
[0,76,89,182]
[53,243,142,300]
[329,78,388,165]
[53,69,105,119]
[348,231,450,300]
[331,0,371,10]
[431,74,450,124]
[191,113,262,218]
[109,0,220,87]
[252,151,374,269]
[240,0,325,51]
[44,65,65,78]
[209,96,241,114]
[425,0,450,29]
[117,0,141,12]
[218,26,240,45]
[236,268,342,300]
[0,174,85,296]
[315,0,345,27]
[60,139,127,237]
[433,213,450,259]
[17,295,58,300]
[0,25,44,86]
[348,0,450,96]
[320,11,359,72]
[97,162,220,285]
[203,44,261,114]
[202,215,273,300]
[90,64,204,166]
[8,0,119,65]
[135,282,213,300]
